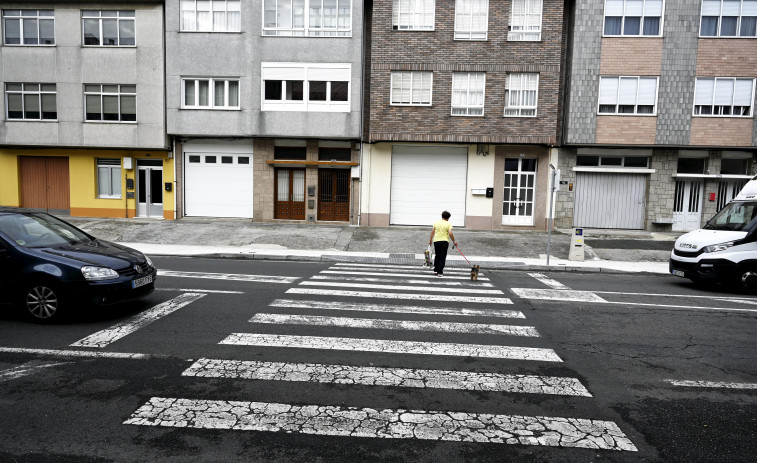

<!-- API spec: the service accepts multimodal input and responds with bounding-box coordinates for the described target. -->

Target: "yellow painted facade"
[0,148,174,220]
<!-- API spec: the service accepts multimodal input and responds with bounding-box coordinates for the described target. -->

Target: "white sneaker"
[437,274,443,277]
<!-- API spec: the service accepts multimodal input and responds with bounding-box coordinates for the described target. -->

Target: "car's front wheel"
[738,266,757,293]
[24,283,63,322]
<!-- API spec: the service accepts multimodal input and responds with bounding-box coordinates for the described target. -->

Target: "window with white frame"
[84,84,136,122]
[97,159,122,198]
[263,0,352,36]
[694,77,755,116]
[598,76,658,114]
[392,0,435,30]
[509,0,542,41]
[700,0,757,37]
[504,73,538,117]
[454,0,488,40]
[390,71,432,105]
[2,9,54,45]
[181,0,241,32]
[262,63,351,112]
[604,0,664,36]
[451,72,485,116]
[5,83,56,120]
[182,78,240,109]
[82,10,135,46]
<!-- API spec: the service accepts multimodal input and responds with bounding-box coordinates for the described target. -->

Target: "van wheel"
[23,283,63,322]
[738,268,757,293]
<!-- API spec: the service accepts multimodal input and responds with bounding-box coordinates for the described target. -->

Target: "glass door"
[136,160,163,218]
[502,158,537,226]
[274,168,305,220]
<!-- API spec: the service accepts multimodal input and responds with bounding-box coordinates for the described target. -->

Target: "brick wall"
[367,0,565,144]
[600,38,663,75]
[696,39,757,76]
[596,116,658,145]
[690,118,754,147]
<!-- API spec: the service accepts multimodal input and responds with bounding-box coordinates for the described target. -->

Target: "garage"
[574,172,646,229]
[390,146,467,227]
[184,152,254,218]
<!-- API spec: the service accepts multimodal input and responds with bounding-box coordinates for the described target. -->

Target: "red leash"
[453,243,473,266]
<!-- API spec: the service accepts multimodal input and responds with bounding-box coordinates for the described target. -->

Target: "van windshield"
[704,201,757,231]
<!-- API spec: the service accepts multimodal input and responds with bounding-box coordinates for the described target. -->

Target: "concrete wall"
[165,0,363,139]
[0,1,166,149]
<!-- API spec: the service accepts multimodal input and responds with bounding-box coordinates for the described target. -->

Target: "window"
[182,78,240,109]
[509,0,542,40]
[504,73,538,117]
[576,155,649,167]
[5,83,56,120]
[263,0,352,36]
[604,0,663,36]
[82,10,135,46]
[318,147,351,161]
[181,0,241,32]
[700,0,757,37]
[598,76,658,115]
[97,159,122,198]
[451,72,485,116]
[455,0,488,40]
[2,9,54,45]
[84,84,137,122]
[677,158,707,174]
[262,63,351,112]
[390,71,432,105]
[693,77,755,116]
[721,157,749,174]
[392,0,435,30]
[275,146,307,160]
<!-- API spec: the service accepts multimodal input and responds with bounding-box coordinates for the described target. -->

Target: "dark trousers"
[433,241,449,274]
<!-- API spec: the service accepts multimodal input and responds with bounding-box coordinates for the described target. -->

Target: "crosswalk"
[124,263,638,452]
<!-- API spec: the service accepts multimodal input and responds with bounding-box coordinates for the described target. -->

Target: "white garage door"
[184,152,254,218]
[574,172,646,229]
[390,146,467,227]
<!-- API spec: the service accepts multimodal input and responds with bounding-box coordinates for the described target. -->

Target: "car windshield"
[703,201,757,232]
[0,213,92,248]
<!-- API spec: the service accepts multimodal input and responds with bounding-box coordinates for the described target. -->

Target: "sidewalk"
[63,216,681,275]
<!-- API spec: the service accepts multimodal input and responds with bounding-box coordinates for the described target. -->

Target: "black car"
[0,209,157,322]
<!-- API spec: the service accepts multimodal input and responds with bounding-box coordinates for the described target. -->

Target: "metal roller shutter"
[574,172,646,229]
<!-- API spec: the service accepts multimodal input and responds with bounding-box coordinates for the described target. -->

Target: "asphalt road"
[0,257,755,462]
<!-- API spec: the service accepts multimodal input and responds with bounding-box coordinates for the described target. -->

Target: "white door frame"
[673,180,703,231]
[136,161,163,218]
[502,158,537,226]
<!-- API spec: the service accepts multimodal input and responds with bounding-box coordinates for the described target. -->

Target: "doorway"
[318,169,350,221]
[502,158,537,226]
[137,160,163,218]
[275,168,305,220]
[673,180,703,231]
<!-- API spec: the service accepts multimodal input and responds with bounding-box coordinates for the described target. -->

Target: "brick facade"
[596,116,658,145]
[600,38,663,75]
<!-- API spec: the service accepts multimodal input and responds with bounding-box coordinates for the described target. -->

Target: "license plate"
[132,275,153,288]
[671,270,685,277]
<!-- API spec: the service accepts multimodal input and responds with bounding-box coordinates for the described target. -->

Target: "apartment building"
[0,1,170,219]
[167,0,364,223]
[561,0,757,231]
[360,0,568,230]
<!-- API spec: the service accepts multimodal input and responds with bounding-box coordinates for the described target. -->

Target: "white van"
[669,177,757,291]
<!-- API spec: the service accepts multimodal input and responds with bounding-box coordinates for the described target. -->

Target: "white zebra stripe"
[666,379,757,390]
[333,263,474,273]
[510,288,607,303]
[158,270,299,284]
[220,333,562,362]
[182,358,591,396]
[300,281,503,295]
[528,273,570,290]
[249,313,540,337]
[312,275,493,287]
[286,288,513,304]
[125,397,636,451]
[70,293,206,349]
[268,299,525,318]
[321,270,489,281]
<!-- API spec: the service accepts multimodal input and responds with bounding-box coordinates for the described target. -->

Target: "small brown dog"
[470,265,480,281]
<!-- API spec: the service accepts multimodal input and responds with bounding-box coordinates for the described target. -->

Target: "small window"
[205,156,217,163]
[604,0,663,37]
[455,0,489,40]
[221,156,233,164]
[238,156,250,164]
[96,158,122,198]
[390,71,433,106]
[189,155,201,163]
[275,146,307,160]
[600,157,623,166]
[721,158,749,175]
[576,156,599,166]
[182,0,241,32]
[393,0,435,30]
[623,157,649,168]
[451,72,485,116]
[309,81,327,101]
[677,158,706,174]
[509,0,543,40]
[2,9,55,45]
[318,148,351,161]
[82,10,135,46]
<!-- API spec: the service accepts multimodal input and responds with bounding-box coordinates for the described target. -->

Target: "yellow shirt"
[432,220,453,242]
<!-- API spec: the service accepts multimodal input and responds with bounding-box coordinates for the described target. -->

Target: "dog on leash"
[470,265,480,281]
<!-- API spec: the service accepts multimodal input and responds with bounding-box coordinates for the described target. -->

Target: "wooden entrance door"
[318,169,350,222]
[274,168,305,220]
[19,156,70,211]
